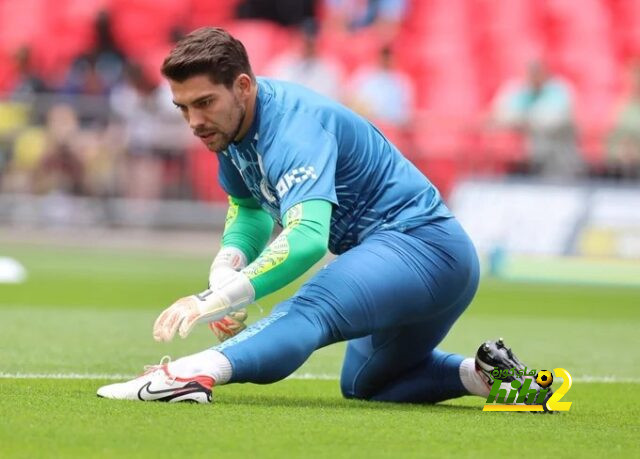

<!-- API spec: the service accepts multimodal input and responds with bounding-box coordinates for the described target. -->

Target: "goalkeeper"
[98,27,544,405]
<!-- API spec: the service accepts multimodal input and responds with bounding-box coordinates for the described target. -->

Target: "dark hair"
[161,27,254,88]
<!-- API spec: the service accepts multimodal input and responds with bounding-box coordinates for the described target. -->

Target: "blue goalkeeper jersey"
[217,78,452,255]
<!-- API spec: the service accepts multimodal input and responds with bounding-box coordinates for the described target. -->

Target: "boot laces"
[142,355,175,383]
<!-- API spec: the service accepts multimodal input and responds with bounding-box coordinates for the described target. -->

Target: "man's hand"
[208,308,248,342]
[153,267,254,342]
[153,289,229,342]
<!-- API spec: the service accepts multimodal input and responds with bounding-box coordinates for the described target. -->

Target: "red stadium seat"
[317,26,384,74]
[224,20,292,75]
[138,44,173,86]
[0,0,47,54]
[187,0,241,30]
[574,90,617,164]
[32,0,107,80]
[109,0,189,57]
[611,0,640,61]
[0,49,17,92]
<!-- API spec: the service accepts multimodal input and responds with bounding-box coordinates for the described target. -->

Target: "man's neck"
[235,83,258,142]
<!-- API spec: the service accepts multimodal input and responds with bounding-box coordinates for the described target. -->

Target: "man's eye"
[199,99,212,108]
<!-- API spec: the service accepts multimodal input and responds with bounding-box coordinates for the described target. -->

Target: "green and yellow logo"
[483,367,573,412]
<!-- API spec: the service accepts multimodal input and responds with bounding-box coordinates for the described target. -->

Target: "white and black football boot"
[97,356,214,404]
[476,338,553,412]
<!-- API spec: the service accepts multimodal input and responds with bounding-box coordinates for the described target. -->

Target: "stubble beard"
[211,99,246,153]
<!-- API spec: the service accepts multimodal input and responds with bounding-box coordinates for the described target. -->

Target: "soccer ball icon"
[535,370,553,388]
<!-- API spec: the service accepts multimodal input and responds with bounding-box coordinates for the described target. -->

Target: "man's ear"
[234,74,252,98]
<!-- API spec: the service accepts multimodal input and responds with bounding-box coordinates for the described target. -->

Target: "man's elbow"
[308,237,329,265]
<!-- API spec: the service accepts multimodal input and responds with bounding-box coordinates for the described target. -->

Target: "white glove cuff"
[211,246,248,271]
[214,269,255,314]
[210,247,248,288]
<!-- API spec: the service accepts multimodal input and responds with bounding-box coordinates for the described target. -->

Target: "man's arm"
[241,199,331,300]
[209,195,274,280]
[206,195,274,342]
[209,198,330,341]
[152,198,331,342]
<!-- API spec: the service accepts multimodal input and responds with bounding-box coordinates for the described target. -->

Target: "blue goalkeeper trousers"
[216,216,480,403]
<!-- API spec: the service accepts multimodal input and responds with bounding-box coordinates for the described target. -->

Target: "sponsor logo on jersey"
[276,166,318,198]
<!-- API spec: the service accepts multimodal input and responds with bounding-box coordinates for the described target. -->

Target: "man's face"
[169,74,247,152]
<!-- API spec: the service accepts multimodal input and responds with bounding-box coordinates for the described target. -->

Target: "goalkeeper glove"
[207,246,250,342]
[208,309,248,342]
[153,267,254,342]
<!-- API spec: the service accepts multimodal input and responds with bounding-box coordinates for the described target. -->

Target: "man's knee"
[340,376,362,400]
[340,374,374,400]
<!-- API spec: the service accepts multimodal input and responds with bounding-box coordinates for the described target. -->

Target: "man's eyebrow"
[173,94,215,107]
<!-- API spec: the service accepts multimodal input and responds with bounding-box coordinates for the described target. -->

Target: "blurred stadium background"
[1,0,639,284]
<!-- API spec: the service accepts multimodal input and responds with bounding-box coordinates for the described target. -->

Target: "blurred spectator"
[324,0,407,44]
[109,63,191,200]
[74,123,126,199]
[2,104,82,195]
[63,11,127,97]
[491,60,582,178]
[10,46,47,100]
[4,104,127,199]
[0,47,38,181]
[345,45,413,126]
[32,104,86,196]
[267,21,344,100]
[236,0,316,26]
[1,124,45,193]
[606,61,640,179]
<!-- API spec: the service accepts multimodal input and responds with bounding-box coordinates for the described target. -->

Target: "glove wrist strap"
[211,246,248,272]
[214,270,255,316]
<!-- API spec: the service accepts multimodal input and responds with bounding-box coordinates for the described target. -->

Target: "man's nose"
[188,109,205,131]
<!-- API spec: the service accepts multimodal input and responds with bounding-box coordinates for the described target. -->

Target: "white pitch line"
[0,373,137,380]
[0,372,639,383]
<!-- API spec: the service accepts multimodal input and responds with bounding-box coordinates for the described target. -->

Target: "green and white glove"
[153,266,254,342]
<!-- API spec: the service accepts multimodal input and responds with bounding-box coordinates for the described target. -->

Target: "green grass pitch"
[1,243,638,458]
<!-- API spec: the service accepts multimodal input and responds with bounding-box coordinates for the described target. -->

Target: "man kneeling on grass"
[98,27,550,408]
